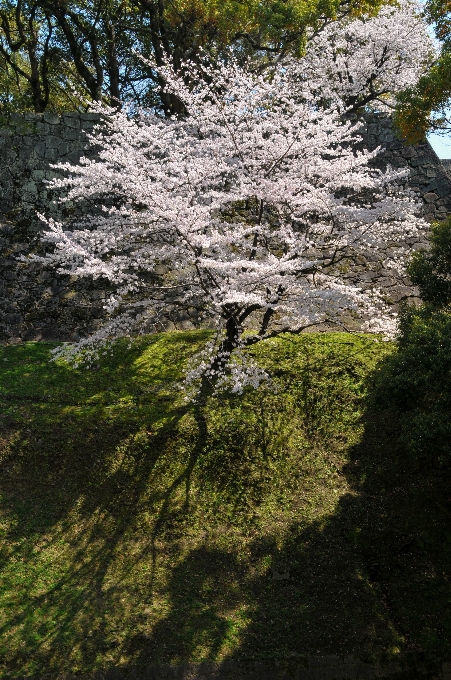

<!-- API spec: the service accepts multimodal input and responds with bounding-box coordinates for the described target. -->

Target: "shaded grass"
[0,331,450,677]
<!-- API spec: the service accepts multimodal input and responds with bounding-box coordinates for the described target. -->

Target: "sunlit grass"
[0,331,450,677]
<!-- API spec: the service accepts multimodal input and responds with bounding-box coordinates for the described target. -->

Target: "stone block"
[58,141,71,155]
[45,169,63,180]
[81,112,102,121]
[65,150,84,163]
[65,127,83,141]
[9,113,24,123]
[16,144,34,161]
[386,141,404,151]
[389,285,419,302]
[402,147,417,159]
[44,147,59,161]
[44,112,60,124]
[61,291,78,301]
[427,178,451,198]
[13,120,38,136]
[177,321,195,331]
[46,135,61,149]
[22,181,38,195]
[360,271,377,281]
[36,140,47,157]
[63,115,80,129]
[5,312,22,324]
[380,116,392,128]
[81,119,99,129]
[23,112,41,120]
[22,136,36,147]
[377,277,397,287]
[35,121,50,135]
[11,242,27,252]
[380,131,395,143]
[90,306,105,318]
[423,192,439,203]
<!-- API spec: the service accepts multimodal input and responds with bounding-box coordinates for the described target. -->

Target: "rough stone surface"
[1,111,450,343]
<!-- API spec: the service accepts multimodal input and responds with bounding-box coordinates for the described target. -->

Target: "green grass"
[0,331,450,677]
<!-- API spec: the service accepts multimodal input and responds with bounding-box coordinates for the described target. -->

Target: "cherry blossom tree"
[36,57,426,397]
[300,0,435,114]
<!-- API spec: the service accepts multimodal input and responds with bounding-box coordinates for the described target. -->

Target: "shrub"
[371,218,451,467]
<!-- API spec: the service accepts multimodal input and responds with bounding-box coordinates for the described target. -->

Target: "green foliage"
[394,52,451,143]
[395,0,451,142]
[0,0,88,113]
[371,305,451,466]
[408,217,451,307]
[372,218,451,466]
[0,0,389,113]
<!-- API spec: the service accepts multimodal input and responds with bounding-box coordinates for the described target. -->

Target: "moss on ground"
[0,331,450,677]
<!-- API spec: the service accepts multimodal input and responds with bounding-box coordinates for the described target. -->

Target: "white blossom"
[301,0,435,112]
[35,53,427,396]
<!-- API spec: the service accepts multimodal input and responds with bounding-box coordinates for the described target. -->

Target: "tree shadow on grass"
[0,332,211,527]
[126,503,401,670]
[1,335,451,677]
[341,405,451,661]
[229,378,451,664]
[0,332,212,677]
[126,365,451,669]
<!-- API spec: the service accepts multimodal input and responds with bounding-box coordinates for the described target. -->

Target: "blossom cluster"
[301,0,435,112]
[34,5,431,393]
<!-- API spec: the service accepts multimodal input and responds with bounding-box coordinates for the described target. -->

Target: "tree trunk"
[27,39,45,112]
[105,20,121,107]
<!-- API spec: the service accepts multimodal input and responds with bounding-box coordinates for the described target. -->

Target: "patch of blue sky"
[428,130,451,158]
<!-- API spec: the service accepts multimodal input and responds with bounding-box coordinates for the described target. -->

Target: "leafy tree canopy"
[408,217,451,308]
[371,218,451,469]
[0,0,391,114]
[395,0,451,142]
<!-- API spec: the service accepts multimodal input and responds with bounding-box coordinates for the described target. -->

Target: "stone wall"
[359,113,451,222]
[0,111,102,221]
[1,112,451,343]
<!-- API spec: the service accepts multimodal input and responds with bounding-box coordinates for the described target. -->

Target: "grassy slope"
[0,331,450,677]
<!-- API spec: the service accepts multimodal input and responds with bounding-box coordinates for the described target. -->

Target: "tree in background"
[395,0,451,143]
[301,0,434,115]
[33,57,425,397]
[0,0,139,112]
[0,0,392,114]
[0,0,84,112]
